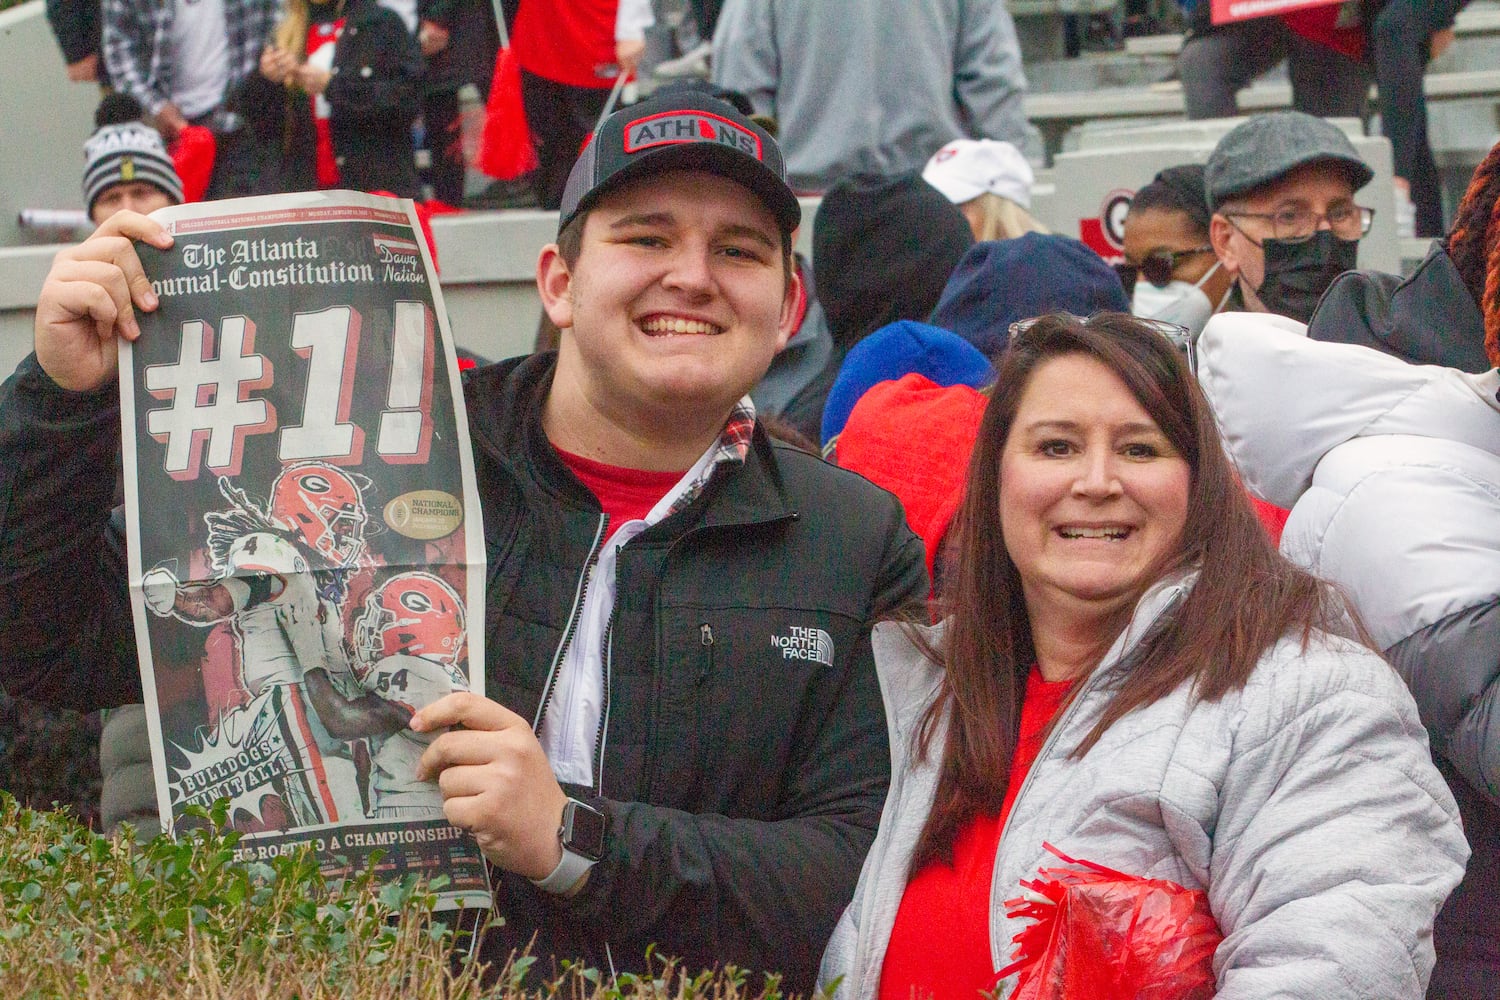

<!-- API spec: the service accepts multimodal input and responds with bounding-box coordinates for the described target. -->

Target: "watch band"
[530,843,595,895]
[530,798,607,895]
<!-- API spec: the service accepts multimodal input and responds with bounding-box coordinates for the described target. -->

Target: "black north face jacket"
[0,351,927,989]
[466,354,927,987]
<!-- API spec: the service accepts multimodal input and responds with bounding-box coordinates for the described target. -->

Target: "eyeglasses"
[1223,204,1374,244]
[1007,315,1199,376]
[1113,246,1214,293]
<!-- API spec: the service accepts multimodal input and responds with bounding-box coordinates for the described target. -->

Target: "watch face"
[564,801,608,862]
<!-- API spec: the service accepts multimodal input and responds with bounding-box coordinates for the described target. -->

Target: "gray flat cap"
[1204,111,1373,210]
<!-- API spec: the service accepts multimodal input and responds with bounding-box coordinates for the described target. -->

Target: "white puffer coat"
[1198,314,1500,807]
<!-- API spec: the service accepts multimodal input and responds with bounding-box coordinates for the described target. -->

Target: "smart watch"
[531,798,609,894]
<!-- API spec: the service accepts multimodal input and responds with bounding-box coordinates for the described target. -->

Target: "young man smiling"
[0,92,927,987]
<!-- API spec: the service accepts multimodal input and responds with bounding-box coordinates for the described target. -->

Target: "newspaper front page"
[118,191,490,910]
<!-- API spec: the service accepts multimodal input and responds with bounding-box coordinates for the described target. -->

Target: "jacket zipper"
[592,611,616,795]
[851,729,910,1000]
[986,591,1185,971]
[532,514,609,734]
[985,664,1109,972]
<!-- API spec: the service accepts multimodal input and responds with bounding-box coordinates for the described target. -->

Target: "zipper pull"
[698,624,713,685]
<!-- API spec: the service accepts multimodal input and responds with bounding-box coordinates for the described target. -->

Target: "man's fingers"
[93,208,174,249]
[93,211,171,314]
[56,221,170,320]
[415,725,530,781]
[433,760,508,800]
[442,793,502,838]
[410,691,527,733]
[53,258,141,339]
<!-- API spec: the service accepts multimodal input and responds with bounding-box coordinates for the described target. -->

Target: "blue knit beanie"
[820,320,993,445]
[928,233,1129,357]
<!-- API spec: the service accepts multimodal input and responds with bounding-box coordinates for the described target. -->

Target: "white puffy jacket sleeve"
[1209,638,1468,999]
[1196,313,1500,508]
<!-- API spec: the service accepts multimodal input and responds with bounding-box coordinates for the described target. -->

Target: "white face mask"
[1130,261,1227,337]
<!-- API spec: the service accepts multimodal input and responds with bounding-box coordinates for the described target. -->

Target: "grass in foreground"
[0,796,814,999]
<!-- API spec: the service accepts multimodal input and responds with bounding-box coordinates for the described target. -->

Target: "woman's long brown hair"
[908,312,1346,872]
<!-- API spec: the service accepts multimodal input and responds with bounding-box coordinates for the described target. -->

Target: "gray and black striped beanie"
[82,121,183,215]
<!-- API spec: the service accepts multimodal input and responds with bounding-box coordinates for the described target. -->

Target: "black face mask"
[1252,230,1360,324]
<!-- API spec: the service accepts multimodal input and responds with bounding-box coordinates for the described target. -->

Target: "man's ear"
[775,260,802,353]
[537,244,575,330]
[1209,213,1239,278]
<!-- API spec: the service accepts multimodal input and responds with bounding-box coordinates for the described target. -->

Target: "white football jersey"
[363,653,467,814]
[224,532,345,695]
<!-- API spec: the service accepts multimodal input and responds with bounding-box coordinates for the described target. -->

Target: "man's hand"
[66,53,99,83]
[418,20,451,57]
[413,693,569,881]
[615,38,645,77]
[34,212,173,392]
[153,102,188,141]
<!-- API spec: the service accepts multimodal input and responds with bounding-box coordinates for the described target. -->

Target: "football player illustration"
[142,461,376,829]
[302,571,469,819]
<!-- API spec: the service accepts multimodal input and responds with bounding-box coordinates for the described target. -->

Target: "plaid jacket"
[102,0,280,116]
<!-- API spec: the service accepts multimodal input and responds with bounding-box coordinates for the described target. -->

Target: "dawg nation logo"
[624,111,763,160]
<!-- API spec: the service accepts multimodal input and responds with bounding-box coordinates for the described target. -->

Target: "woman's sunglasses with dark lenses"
[1113,246,1213,294]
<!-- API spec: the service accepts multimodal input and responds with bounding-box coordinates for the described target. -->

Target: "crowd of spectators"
[5,1,1500,998]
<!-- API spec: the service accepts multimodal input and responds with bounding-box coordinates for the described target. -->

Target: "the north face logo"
[770,626,834,666]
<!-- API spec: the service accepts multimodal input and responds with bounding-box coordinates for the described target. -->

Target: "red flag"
[998,843,1222,1000]
[170,125,216,203]
[478,45,538,181]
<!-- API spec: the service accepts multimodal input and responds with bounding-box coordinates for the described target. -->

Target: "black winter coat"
[465,354,926,988]
[1307,241,1490,372]
[0,351,927,991]
[239,0,422,197]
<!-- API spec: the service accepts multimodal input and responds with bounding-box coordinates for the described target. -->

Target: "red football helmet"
[268,462,367,566]
[353,572,466,671]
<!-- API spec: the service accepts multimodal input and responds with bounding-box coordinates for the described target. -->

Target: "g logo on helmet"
[268,462,370,567]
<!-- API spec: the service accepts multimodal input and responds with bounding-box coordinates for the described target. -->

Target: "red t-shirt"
[879,669,1074,1000]
[512,0,619,89]
[554,447,685,541]
[1281,8,1366,62]
[306,14,346,189]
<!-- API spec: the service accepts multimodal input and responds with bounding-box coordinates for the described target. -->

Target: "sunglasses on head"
[1007,315,1199,376]
[1113,245,1213,293]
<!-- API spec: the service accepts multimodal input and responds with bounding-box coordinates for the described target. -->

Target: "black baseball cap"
[556,92,800,237]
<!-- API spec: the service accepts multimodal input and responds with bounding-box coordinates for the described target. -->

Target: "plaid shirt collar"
[665,396,756,517]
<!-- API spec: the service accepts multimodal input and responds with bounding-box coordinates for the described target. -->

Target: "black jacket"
[239,0,422,198]
[1307,241,1490,372]
[45,0,104,70]
[0,351,927,990]
[416,0,501,97]
[465,354,926,986]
